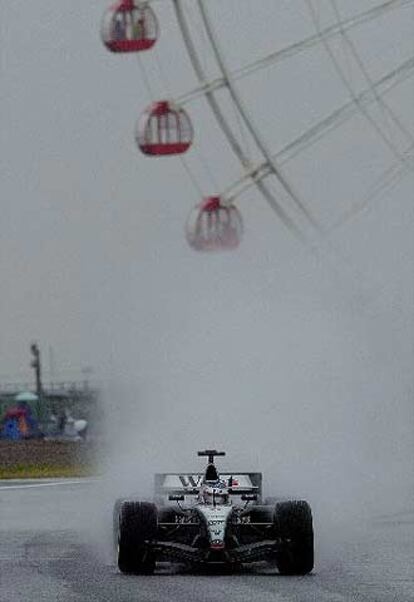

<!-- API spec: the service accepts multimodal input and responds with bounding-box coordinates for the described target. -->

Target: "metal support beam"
[173,0,309,245]
[198,0,321,233]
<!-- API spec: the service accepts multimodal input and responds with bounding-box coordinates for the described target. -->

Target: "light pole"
[30,343,43,418]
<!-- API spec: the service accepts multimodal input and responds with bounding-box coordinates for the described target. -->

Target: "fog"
[1,0,413,564]
[98,233,414,560]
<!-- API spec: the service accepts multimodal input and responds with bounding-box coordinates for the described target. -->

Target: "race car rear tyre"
[274,500,314,575]
[117,501,158,575]
[113,498,125,552]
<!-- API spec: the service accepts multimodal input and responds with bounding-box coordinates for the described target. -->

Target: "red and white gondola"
[136,100,193,156]
[186,196,243,252]
[102,0,158,53]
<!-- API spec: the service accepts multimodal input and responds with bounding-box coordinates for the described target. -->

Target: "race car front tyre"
[117,501,158,575]
[274,500,314,575]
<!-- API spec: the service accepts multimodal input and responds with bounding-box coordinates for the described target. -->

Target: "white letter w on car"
[179,475,203,488]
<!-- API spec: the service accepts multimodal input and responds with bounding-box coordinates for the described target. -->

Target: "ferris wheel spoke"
[231,0,414,83]
[173,1,248,166]
[176,0,414,107]
[276,55,414,165]
[173,0,311,245]
[223,163,273,202]
[197,0,322,234]
[327,144,414,232]
[330,0,414,149]
[219,54,414,203]
[306,0,413,168]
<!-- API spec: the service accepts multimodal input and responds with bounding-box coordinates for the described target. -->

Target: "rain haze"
[1,1,413,596]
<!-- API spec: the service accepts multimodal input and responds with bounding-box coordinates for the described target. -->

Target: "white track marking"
[0,479,96,491]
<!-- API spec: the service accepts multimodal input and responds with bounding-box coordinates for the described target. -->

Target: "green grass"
[0,464,97,479]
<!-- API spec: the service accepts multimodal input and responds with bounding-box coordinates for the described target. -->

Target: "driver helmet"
[200,480,230,506]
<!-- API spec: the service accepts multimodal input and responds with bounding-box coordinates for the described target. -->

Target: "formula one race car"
[113,450,314,575]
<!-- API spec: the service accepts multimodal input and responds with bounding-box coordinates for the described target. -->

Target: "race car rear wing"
[154,472,262,502]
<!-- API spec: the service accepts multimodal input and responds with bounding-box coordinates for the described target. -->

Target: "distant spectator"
[112,14,126,41]
[57,411,66,434]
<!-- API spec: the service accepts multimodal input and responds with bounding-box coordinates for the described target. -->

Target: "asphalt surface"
[1,479,413,602]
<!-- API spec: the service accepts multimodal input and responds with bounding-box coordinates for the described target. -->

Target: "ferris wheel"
[101,0,414,252]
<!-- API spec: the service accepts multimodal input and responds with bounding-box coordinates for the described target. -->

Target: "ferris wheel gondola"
[136,101,194,156]
[186,197,243,252]
[101,0,158,53]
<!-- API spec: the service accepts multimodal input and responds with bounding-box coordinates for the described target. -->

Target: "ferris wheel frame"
[171,0,414,244]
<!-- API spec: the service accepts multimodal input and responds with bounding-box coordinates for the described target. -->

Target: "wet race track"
[1,479,413,602]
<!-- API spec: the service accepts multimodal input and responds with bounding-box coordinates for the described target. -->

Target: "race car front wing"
[151,539,279,564]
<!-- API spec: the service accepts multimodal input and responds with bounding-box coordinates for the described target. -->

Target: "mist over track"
[1,478,413,601]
